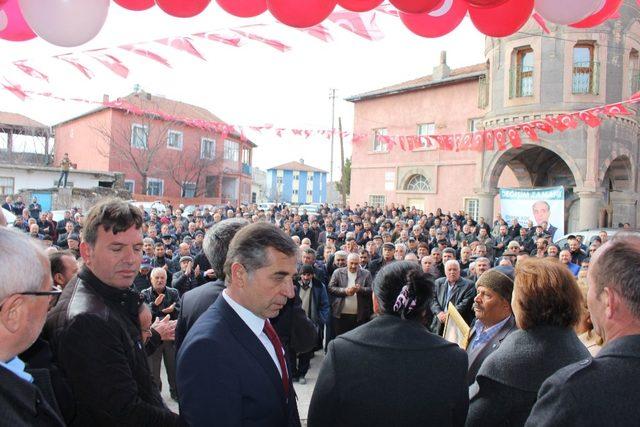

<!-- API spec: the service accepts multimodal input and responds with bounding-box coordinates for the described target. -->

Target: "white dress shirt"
[222,289,283,377]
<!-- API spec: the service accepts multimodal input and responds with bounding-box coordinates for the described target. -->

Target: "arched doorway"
[601,155,635,227]
[482,144,582,232]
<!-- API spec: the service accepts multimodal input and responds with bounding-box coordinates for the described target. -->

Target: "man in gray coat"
[328,252,373,336]
[526,235,640,426]
[467,265,517,385]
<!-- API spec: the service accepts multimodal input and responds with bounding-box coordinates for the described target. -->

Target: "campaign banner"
[499,187,565,242]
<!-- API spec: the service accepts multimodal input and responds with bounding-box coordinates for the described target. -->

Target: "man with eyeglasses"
[45,199,181,426]
[0,227,65,426]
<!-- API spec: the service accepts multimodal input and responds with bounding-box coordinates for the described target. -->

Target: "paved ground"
[159,349,325,425]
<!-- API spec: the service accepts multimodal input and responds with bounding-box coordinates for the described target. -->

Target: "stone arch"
[599,152,634,192]
[482,142,583,191]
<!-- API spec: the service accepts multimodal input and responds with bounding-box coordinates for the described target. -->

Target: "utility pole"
[329,88,336,183]
[338,117,346,208]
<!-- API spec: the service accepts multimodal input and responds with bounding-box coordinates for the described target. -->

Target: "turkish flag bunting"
[545,115,567,132]
[471,131,485,151]
[494,129,507,150]
[120,45,171,68]
[13,61,49,82]
[55,55,94,79]
[604,104,632,116]
[194,32,242,47]
[520,123,538,141]
[506,127,522,148]
[576,110,601,127]
[484,130,495,150]
[157,37,206,61]
[299,24,333,42]
[557,113,578,129]
[2,80,28,100]
[231,30,291,52]
[328,11,384,41]
[531,120,554,134]
[90,53,130,79]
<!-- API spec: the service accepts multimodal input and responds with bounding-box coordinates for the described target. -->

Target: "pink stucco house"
[347,53,517,216]
[53,91,255,204]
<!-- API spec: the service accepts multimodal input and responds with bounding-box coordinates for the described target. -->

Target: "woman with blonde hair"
[467,257,590,426]
[575,276,603,356]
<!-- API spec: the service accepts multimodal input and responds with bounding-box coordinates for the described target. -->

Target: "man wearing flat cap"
[367,242,395,280]
[466,265,517,385]
[172,255,197,296]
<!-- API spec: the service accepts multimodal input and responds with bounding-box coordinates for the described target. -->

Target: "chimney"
[300,158,305,164]
[102,94,109,103]
[432,50,451,81]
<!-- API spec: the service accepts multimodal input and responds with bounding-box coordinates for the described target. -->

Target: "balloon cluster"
[0,0,625,47]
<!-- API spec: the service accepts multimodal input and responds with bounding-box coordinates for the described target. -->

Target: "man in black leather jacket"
[45,199,182,426]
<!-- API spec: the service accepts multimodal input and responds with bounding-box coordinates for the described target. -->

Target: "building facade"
[53,91,255,205]
[267,160,328,204]
[349,0,640,232]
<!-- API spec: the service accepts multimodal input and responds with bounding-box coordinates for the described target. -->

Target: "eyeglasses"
[0,286,62,311]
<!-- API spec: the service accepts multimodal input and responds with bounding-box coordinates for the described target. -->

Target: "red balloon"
[216,0,267,17]
[400,0,468,38]
[155,0,211,17]
[465,0,508,7]
[390,0,443,14]
[0,0,36,41]
[469,0,533,37]
[114,0,155,11]
[337,0,383,12]
[267,0,337,28]
[570,0,622,28]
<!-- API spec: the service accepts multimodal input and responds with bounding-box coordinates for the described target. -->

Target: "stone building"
[348,0,640,232]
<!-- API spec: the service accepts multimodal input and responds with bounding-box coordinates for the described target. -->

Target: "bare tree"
[94,112,176,195]
[161,142,221,198]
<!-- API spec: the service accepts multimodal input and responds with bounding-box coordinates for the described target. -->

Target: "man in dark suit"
[327,252,374,336]
[430,260,476,334]
[175,218,248,352]
[467,265,517,385]
[177,222,301,426]
[526,235,640,426]
[0,227,65,426]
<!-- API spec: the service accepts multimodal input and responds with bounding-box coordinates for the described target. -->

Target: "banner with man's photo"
[499,187,565,242]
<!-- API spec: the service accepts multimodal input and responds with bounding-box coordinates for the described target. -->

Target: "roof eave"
[345,72,486,103]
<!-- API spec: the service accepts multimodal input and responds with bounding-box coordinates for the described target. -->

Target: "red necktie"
[263,320,290,396]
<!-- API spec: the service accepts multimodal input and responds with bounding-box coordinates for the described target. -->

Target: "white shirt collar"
[222,289,265,338]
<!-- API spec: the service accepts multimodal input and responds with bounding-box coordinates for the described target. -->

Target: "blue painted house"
[267,160,327,204]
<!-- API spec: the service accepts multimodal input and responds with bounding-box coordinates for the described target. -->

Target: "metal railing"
[478,74,489,108]
[509,66,534,99]
[572,61,599,95]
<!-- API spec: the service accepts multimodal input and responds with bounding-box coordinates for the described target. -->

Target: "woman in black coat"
[466,257,590,427]
[308,261,469,427]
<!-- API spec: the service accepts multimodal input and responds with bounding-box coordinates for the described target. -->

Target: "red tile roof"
[0,111,48,130]
[346,63,488,102]
[270,161,327,173]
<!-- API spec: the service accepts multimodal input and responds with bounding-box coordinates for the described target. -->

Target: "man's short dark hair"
[83,199,143,247]
[591,234,640,319]
[224,222,299,280]
[50,250,74,278]
[442,248,456,256]
[203,218,249,280]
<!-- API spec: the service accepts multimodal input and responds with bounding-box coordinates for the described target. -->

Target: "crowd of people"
[0,197,639,426]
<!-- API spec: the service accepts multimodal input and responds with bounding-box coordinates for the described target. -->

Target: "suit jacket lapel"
[468,316,516,375]
[217,297,286,403]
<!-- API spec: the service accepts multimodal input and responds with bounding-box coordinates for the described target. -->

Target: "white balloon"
[0,10,7,32]
[535,0,602,25]
[19,0,110,47]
